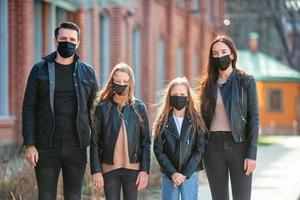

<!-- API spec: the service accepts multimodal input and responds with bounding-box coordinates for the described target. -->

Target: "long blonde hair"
[153,77,207,137]
[94,63,136,105]
[92,63,144,124]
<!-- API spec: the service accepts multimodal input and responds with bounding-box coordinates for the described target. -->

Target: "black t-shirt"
[53,61,78,140]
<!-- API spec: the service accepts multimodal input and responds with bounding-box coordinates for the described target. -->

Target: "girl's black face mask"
[112,83,128,96]
[212,54,232,71]
[170,96,188,111]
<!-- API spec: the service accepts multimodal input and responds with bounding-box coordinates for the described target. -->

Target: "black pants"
[35,139,87,200]
[204,132,252,200]
[103,168,139,200]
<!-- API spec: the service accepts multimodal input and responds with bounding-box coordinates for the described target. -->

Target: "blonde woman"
[90,63,151,200]
[153,77,206,200]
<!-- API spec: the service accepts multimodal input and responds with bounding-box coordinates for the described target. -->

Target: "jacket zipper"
[241,86,244,104]
[241,115,247,124]
[74,63,82,146]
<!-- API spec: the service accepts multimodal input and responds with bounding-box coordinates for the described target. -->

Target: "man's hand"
[24,145,39,166]
[136,171,149,191]
[92,172,104,189]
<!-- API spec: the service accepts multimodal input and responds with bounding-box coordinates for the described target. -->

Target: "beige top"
[210,86,232,132]
[101,118,140,174]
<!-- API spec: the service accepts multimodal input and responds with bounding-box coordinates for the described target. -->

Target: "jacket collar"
[166,111,192,139]
[215,68,237,84]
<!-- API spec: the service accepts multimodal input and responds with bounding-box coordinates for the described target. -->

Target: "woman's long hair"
[153,77,207,138]
[199,35,243,127]
[200,35,237,120]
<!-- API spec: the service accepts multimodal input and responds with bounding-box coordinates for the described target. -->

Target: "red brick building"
[0,0,225,144]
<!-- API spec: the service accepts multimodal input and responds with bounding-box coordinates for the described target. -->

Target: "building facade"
[0,0,225,144]
[238,35,300,135]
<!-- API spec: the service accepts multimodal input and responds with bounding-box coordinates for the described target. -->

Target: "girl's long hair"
[153,77,207,138]
[92,63,143,124]
[94,62,136,104]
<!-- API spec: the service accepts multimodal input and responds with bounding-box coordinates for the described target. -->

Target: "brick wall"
[0,0,224,143]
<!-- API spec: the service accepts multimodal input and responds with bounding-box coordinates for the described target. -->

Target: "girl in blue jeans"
[153,77,206,200]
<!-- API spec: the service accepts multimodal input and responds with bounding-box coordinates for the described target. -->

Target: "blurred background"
[0,0,300,199]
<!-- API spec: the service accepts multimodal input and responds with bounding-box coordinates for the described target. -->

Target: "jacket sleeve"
[246,76,259,160]
[88,70,99,128]
[90,105,102,174]
[153,132,177,179]
[182,128,206,178]
[22,66,38,146]
[139,104,151,173]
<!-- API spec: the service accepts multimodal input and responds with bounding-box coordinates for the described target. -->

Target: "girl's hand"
[244,158,256,176]
[92,172,104,189]
[171,173,186,186]
[136,171,149,191]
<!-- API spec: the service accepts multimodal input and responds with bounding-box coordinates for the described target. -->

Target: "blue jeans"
[162,172,199,200]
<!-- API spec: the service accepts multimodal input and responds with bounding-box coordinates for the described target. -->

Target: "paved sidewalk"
[199,136,300,200]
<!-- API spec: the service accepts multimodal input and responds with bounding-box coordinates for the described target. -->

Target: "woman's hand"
[244,158,256,176]
[171,173,186,187]
[136,171,149,191]
[92,172,104,189]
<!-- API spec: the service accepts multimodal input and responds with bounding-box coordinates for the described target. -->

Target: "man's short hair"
[55,22,80,40]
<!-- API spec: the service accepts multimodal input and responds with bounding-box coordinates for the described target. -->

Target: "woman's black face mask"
[212,54,232,71]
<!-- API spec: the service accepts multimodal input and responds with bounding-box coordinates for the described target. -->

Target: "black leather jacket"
[153,113,206,179]
[22,52,98,148]
[201,69,259,160]
[90,98,151,174]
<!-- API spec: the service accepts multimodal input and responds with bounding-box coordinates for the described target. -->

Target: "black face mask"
[112,83,128,96]
[57,41,76,58]
[170,96,188,111]
[212,55,232,71]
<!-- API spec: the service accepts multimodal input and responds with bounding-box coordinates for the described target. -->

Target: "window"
[192,52,200,77]
[156,37,166,90]
[132,27,142,98]
[86,10,93,64]
[206,0,212,23]
[191,0,200,13]
[176,46,185,76]
[0,0,9,116]
[176,0,186,7]
[46,5,68,53]
[56,7,68,26]
[99,13,110,87]
[34,0,43,62]
[267,89,283,112]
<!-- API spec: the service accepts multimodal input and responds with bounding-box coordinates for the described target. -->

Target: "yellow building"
[238,50,300,135]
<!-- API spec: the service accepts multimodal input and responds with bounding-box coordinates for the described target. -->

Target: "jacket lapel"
[48,61,55,114]
[179,114,191,140]
[166,114,180,139]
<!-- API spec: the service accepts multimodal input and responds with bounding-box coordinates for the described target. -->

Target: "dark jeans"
[204,132,252,200]
[103,168,139,200]
[35,139,87,200]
